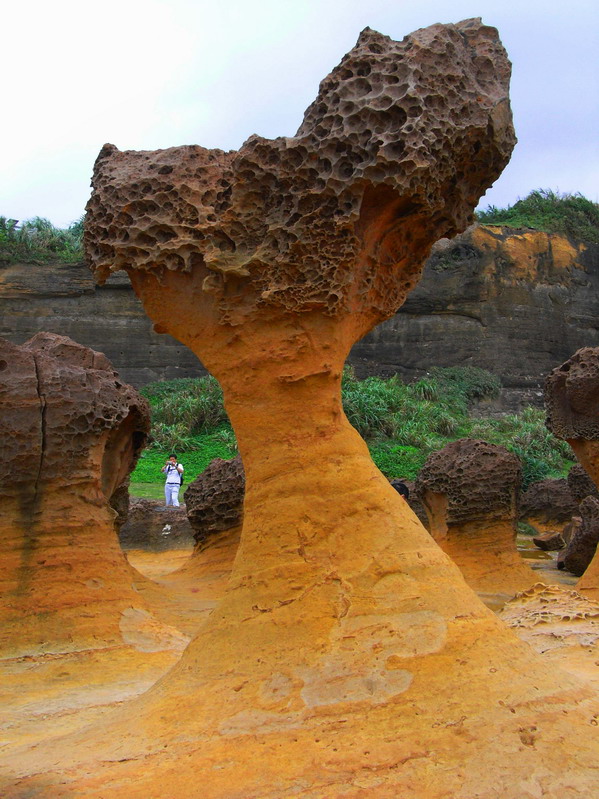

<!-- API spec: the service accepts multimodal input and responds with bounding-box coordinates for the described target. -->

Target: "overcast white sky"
[1,0,597,228]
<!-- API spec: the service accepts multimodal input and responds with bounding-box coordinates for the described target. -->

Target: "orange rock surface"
[415,439,536,605]
[3,19,599,799]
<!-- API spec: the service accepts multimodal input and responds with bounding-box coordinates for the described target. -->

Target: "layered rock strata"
[3,226,598,401]
[415,438,536,602]
[0,333,178,656]
[8,19,599,799]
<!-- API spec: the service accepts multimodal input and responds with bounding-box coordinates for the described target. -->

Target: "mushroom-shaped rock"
[184,456,245,546]
[13,19,599,799]
[0,333,176,657]
[415,438,535,602]
[568,463,599,505]
[546,347,599,487]
[519,478,578,534]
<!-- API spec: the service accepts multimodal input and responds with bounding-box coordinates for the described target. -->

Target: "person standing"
[162,454,184,507]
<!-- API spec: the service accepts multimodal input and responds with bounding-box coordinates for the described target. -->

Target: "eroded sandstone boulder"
[13,18,599,799]
[545,349,599,601]
[568,463,599,504]
[415,438,535,601]
[0,333,166,656]
[557,496,599,576]
[519,477,578,534]
[546,347,599,486]
[119,498,195,551]
[184,456,245,545]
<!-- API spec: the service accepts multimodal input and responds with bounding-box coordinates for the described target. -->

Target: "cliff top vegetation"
[476,189,599,243]
[0,216,83,263]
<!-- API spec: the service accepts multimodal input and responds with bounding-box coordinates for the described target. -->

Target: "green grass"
[476,189,599,244]
[0,215,84,263]
[132,367,575,491]
[131,428,238,485]
[129,482,166,500]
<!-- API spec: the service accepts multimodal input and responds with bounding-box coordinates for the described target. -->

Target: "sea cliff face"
[1,225,598,396]
[353,225,599,397]
[0,261,203,385]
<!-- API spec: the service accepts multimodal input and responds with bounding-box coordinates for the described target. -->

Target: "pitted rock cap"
[85,18,515,327]
[546,347,599,441]
[415,438,521,525]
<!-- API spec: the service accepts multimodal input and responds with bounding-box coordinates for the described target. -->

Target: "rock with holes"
[519,478,578,534]
[557,496,599,577]
[568,463,599,505]
[0,333,155,656]
[184,456,245,545]
[546,347,599,489]
[86,22,515,330]
[415,438,534,600]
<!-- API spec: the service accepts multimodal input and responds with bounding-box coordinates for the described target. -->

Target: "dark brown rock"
[546,348,599,441]
[119,498,195,551]
[533,531,567,551]
[568,463,599,504]
[416,439,521,526]
[558,497,599,576]
[519,478,578,528]
[184,456,245,545]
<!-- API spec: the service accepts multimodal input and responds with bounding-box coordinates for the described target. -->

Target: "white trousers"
[165,482,181,507]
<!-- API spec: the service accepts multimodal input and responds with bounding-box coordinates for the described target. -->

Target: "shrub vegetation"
[132,366,574,491]
[0,216,84,263]
[476,189,599,244]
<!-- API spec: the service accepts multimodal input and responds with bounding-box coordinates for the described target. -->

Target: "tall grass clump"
[469,406,573,489]
[476,189,599,244]
[0,215,84,263]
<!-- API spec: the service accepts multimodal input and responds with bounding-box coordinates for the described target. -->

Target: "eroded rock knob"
[184,456,245,545]
[519,478,578,533]
[416,438,521,527]
[568,463,599,505]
